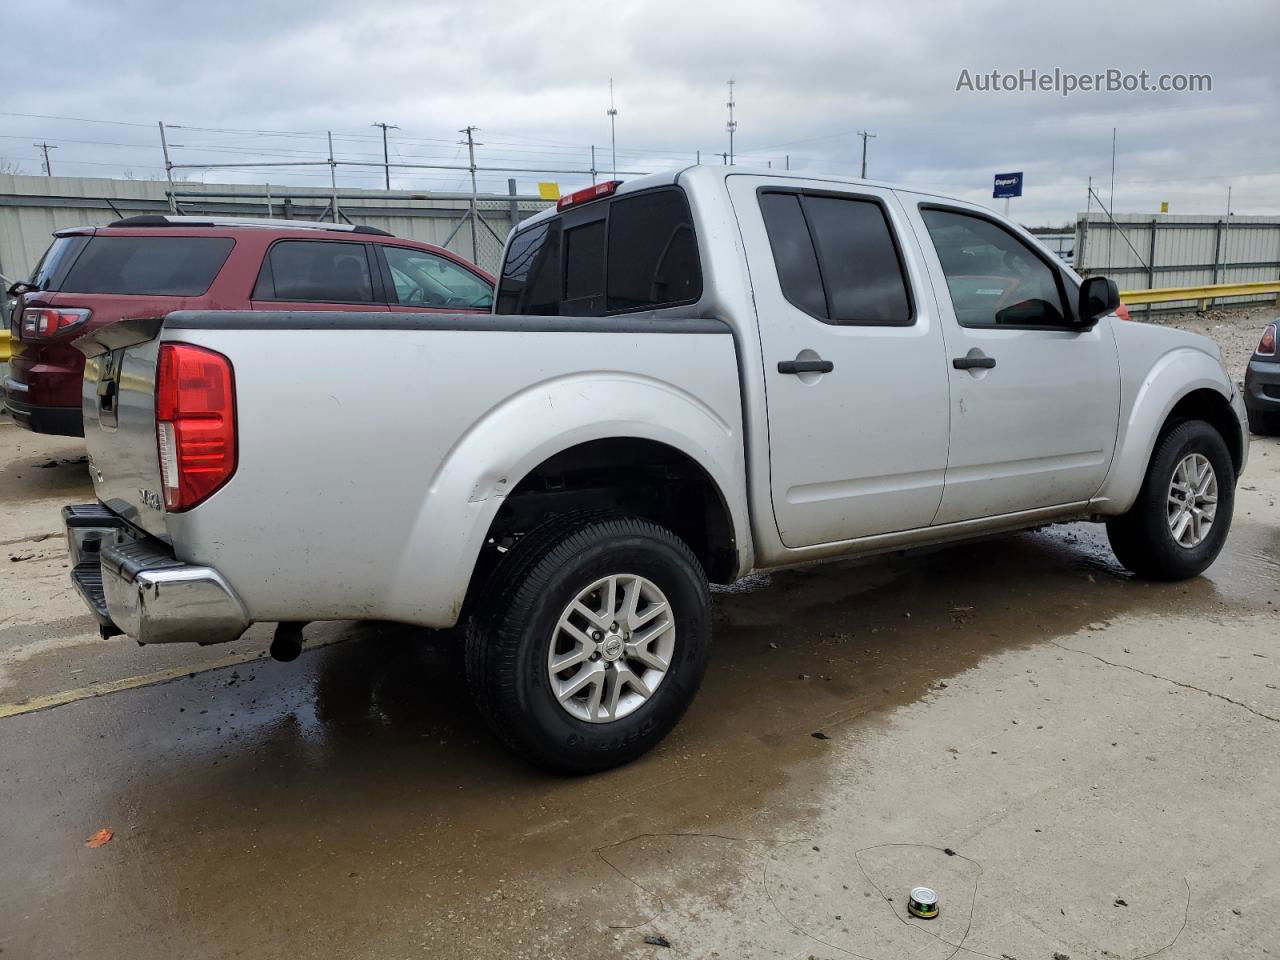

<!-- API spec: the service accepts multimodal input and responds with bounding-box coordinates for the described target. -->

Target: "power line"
[0,111,152,127]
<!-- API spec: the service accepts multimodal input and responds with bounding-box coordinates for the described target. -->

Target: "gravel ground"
[1145,303,1277,382]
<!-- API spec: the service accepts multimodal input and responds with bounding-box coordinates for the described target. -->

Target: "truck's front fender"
[385,372,750,626]
[1093,346,1242,515]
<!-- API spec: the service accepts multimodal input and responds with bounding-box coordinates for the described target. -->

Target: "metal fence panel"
[0,173,554,280]
[1076,212,1280,312]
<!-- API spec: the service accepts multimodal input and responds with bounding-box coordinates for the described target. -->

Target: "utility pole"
[460,125,481,264]
[327,131,339,224]
[607,79,619,180]
[725,79,737,166]
[371,122,399,190]
[857,129,876,179]
[157,121,177,212]
[33,142,57,176]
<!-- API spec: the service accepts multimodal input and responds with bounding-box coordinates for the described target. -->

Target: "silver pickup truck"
[64,165,1248,772]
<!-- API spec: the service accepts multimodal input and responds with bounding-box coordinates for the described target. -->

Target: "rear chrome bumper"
[63,503,250,645]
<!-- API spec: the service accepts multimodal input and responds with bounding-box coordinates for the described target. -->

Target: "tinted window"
[759,193,827,319]
[606,190,701,310]
[497,188,702,316]
[61,236,233,296]
[803,196,911,325]
[382,247,492,309]
[921,208,1067,327]
[28,235,88,291]
[564,220,605,302]
[256,240,373,303]
[496,220,561,315]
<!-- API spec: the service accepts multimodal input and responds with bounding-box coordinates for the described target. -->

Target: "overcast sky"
[3,0,1276,225]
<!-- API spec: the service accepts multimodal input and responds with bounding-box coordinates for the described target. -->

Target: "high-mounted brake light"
[1257,322,1277,357]
[155,343,237,512]
[557,180,622,212]
[18,307,90,340]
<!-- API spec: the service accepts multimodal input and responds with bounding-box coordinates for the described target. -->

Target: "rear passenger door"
[250,239,387,312]
[728,177,952,547]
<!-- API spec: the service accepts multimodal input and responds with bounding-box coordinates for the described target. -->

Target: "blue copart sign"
[993,172,1023,198]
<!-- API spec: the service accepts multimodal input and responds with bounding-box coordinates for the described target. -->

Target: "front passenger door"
[913,205,1121,524]
[376,246,494,313]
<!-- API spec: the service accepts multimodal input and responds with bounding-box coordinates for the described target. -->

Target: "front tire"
[465,515,711,774]
[1106,419,1235,580]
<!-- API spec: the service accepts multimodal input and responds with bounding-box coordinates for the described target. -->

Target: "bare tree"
[0,160,25,175]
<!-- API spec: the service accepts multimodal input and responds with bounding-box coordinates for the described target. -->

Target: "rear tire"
[465,515,710,774]
[1106,419,1235,580]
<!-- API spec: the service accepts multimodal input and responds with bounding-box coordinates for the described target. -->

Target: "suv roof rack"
[104,215,393,236]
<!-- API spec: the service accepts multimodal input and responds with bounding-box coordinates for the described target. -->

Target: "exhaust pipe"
[270,621,306,662]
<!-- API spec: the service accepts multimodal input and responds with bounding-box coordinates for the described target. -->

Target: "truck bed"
[78,310,746,628]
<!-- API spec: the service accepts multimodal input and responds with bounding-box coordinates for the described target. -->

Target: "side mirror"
[1078,276,1120,325]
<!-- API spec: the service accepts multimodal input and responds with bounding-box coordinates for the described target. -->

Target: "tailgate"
[75,317,171,541]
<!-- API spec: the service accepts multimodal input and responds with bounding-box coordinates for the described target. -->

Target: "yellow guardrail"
[0,329,10,364]
[1120,280,1280,310]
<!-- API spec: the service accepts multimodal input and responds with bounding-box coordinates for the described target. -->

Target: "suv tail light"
[557,180,621,211]
[18,307,90,339]
[155,344,237,512]
[1114,302,1132,322]
[1257,323,1277,357]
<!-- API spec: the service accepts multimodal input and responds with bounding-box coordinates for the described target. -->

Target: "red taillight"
[18,307,90,339]
[1114,302,1132,322]
[1257,323,1277,357]
[155,343,236,512]
[557,180,622,211]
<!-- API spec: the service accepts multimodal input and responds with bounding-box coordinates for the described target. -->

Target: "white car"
[64,165,1248,772]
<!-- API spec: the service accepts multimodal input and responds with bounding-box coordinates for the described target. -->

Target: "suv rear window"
[254,240,374,303]
[496,187,701,316]
[60,236,234,296]
[28,235,89,291]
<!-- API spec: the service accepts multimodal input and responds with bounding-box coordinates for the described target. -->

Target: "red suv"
[4,216,495,435]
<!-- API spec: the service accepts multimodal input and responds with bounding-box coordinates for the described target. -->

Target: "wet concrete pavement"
[1,423,1278,959]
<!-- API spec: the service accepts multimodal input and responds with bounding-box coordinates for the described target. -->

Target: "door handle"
[778,359,834,375]
[952,355,996,370]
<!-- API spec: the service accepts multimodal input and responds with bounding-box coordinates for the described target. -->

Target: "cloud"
[2,0,1276,223]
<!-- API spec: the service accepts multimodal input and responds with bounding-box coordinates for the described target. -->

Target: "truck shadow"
[0,432,91,504]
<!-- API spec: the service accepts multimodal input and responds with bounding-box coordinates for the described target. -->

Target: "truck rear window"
[60,236,234,296]
[497,187,701,316]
